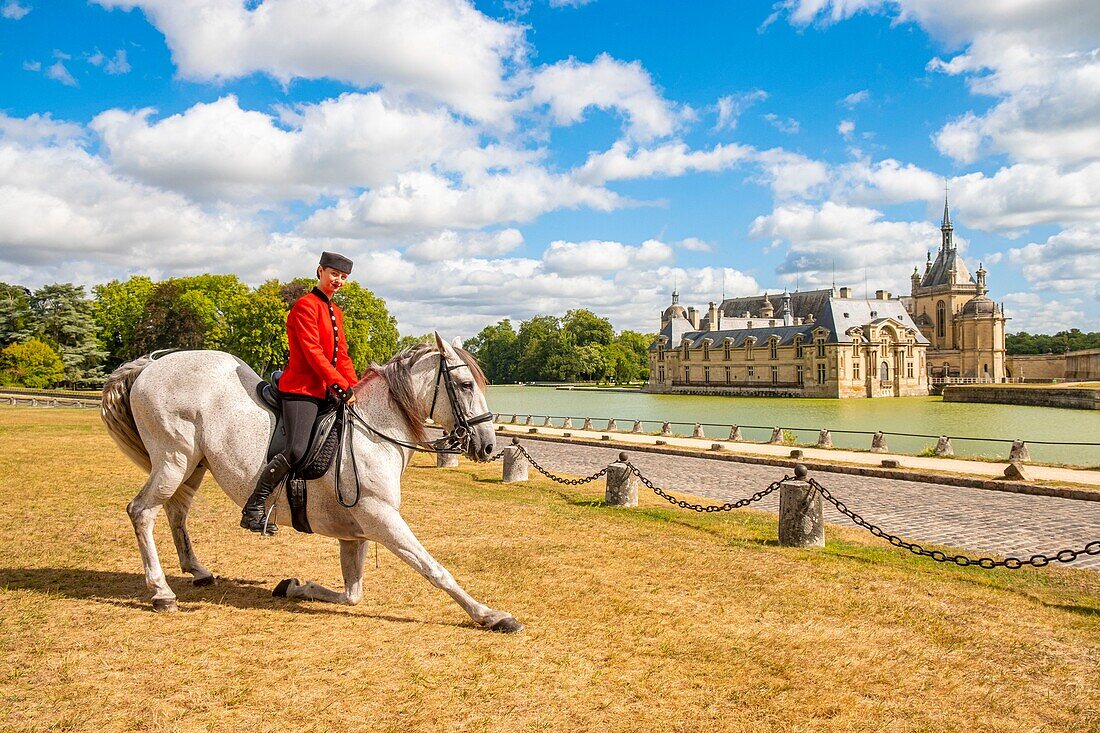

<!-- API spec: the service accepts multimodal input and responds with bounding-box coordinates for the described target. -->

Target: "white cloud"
[950,162,1100,232]
[528,53,686,141]
[837,119,855,139]
[1001,292,1087,334]
[0,112,85,146]
[301,168,623,237]
[833,157,942,206]
[549,0,594,6]
[753,148,829,199]
[405,228,523,261]
[94,0,525,124]
[575,140,753,184]
[750,201,940,295]
[541,238,673,276]
[92,93,480,204]
[1007,225,1100,298]
[105,49,131,75]
[22,60,40,72]
[1,1,30,20]
[715,89,768,131]
[763,113,800,134]
[46,60,77,86]
[677,237,714,252]
[840,89,869,108]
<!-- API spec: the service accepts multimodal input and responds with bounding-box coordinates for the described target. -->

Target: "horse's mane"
[354,343,488,444]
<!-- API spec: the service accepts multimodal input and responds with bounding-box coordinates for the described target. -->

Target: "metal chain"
[809,477,1100,569]
[511,443,609,485]
[627,462,787,512]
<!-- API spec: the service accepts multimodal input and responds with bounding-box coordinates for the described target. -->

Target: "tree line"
[0,276,398,389]
[460,310,654,384]
[1006,329,1100,355]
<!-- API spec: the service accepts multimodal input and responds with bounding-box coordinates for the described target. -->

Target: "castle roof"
[920,246,975,289]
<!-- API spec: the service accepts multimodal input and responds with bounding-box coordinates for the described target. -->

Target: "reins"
[331,352,493,508]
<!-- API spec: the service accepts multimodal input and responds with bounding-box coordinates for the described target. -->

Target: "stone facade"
[905,197,1007,382]
[647,289,929,399]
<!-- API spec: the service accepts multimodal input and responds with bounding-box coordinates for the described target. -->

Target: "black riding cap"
[319,251,353,274]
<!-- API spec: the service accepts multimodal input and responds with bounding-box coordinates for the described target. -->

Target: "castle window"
[769,339,778,360]
[703,343,710,361]
[725,366,731,383]
[771,366,778,384]
[880,361,890,381]
[853,360,860,380]
[704,366,711,384]
[936,301,946,338]
[657,346,664,362]
[748,366,755,379]
[682,343,690,361]
[684,366,690,382]
[658,366,665,382]
[794,337,804,358]
[816,339,825,358]
[907,361,914,379]
[746,343,754,360]
[797,365,804,386]
[724,343,731,360]
[816,364,826,384]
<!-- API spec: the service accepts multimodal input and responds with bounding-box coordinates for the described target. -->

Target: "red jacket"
[278,288,358,399]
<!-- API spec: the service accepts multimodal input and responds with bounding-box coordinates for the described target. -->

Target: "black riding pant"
[281,396,322,468]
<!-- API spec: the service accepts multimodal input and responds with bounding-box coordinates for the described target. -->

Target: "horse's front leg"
[273,539,367,605]
[371,505,523,633]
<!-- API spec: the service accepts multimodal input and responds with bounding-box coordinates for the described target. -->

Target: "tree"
[515,315,568,382]
[29,283,107,387]
[0,338,66,388]
[333,281,399,371]
[562,309,614,347]
[612,330,654,382]
[224,280,289,377]
[396,332,434,353]
[132,281,208,354]
[465,320,519,383]
[0,283,34,347]
[93,276,154,368]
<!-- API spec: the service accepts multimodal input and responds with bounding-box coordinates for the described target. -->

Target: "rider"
[240,251,359,534]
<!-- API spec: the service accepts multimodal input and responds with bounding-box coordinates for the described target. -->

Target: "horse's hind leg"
[127,455,192,612]
[274,539,367,605]
[164,464,215,587]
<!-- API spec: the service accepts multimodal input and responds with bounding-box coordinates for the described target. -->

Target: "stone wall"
[1067,349,1100,381]
[943,384,1100,410]
[1006,353,1067,381]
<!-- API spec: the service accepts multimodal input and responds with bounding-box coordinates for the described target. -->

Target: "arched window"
[880,361,890,381]
[936,301,946,338]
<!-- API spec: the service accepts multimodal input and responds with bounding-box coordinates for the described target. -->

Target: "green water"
[485,386,1100,467]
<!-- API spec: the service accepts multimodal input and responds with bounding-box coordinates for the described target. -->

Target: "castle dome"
[663,303,688,320]
[960,294,996,316]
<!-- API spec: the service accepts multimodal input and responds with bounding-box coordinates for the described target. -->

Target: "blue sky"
[1,0,1097,336]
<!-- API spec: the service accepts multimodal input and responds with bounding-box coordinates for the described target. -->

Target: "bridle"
[345,352,493,458]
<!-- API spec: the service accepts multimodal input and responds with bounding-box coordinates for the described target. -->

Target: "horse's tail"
[100,355,157,472]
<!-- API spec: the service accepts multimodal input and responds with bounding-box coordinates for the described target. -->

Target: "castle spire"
[940,186,954,251]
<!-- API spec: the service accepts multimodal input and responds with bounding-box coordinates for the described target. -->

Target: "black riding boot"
[241,454,292,534]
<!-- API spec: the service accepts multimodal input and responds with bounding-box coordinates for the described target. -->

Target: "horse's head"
[362,334,495,462]
[427,333,495,462]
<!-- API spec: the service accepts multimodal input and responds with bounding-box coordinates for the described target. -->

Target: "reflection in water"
[486,386,1100,466]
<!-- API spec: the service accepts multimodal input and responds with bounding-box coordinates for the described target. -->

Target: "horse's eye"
[461,382,474,391]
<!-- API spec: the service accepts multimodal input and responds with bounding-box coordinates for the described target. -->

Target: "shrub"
[0,338,66,389]
[782,429,798,445]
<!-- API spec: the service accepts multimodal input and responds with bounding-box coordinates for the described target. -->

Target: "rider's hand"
[346,393,357,405]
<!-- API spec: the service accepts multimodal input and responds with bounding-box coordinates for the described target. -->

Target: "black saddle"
[256,372,344,533]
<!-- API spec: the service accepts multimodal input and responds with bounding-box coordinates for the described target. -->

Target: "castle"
[647,197,1008,398]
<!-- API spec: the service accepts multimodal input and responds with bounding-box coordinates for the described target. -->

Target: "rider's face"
[318,266,350,296]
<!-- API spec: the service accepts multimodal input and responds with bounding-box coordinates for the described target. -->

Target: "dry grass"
[0,405,1098,733]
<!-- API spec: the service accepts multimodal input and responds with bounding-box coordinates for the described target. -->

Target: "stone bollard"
[1004,461,1031,481]
[1009,440,1030,463]
[604,452,638,508]
[435,451,459,468]
[524,415,533,426]
[661,421,672,436]
[562,417,573,429]
[817,429,832,448]
[778,465,824,548]
[768,427,784,444]
[582,417,594,430]
[543,416,553,427]
[509,414,517,424]
[502,439,528,483]
[692,423,705,439]
[870,432,889,453]
[631,420,643,433]
[729,426,743,441]
[607,418,618,431]
[934,436,954,457]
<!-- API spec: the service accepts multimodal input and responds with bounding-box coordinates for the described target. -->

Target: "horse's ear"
[450,336,463,349]
[434,332,457,359]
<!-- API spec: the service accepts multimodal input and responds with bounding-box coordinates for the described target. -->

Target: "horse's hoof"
[152,598,178,613]
[272,578,298,597]
[192,575,217,587]
[488,615,524,634]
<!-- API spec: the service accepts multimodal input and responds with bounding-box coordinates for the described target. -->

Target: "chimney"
[707,301,719,331]
[686,306,699,329]
[875,290,890,300]
[839,287,851,298]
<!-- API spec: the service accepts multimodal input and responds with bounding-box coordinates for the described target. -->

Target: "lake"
[484,386,1100,467]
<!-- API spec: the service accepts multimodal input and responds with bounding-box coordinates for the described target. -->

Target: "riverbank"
[944,382,1100,410]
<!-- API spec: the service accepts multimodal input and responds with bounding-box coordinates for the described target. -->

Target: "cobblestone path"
[499,436,1100,571]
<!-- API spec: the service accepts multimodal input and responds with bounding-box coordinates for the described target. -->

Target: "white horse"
[100,335,522,632]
